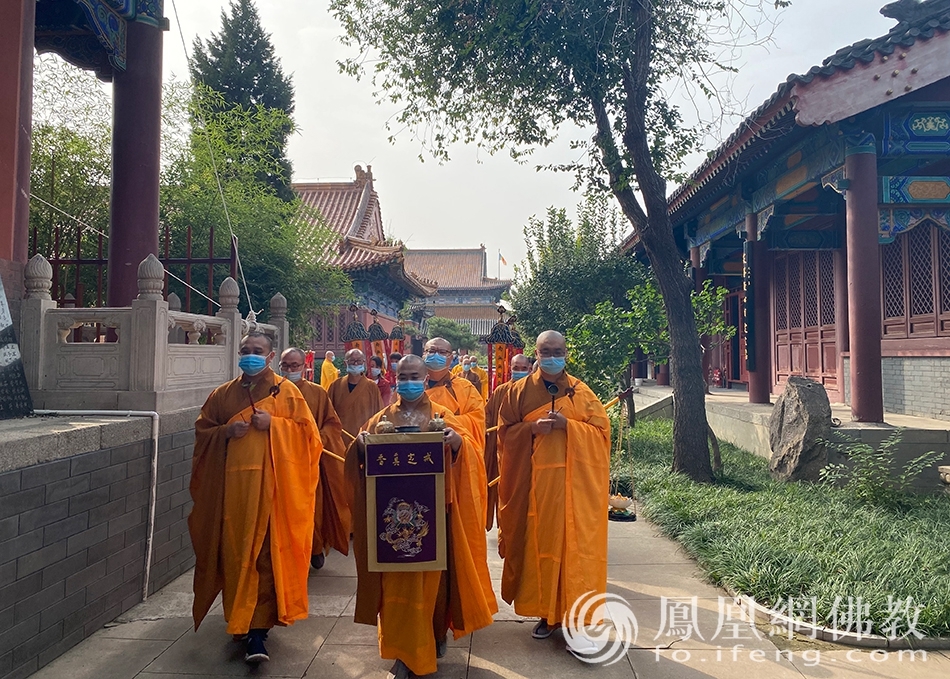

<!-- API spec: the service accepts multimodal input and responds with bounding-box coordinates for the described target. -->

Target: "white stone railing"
[21,253,290,412]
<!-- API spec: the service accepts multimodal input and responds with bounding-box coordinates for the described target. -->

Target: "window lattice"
[819,250,836,326]
[313,316,323,341]
[803,251,819,328]
[909,226,934,316]
[775,257,788,331]
[788,254,802,330]
[881,239,905,319]
[941,228,950,314]
[327,315,335,343]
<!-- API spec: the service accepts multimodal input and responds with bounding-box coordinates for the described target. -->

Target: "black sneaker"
[244,629,269,663]
[436,633,447,658]
[310,553,325,570]
[387,659,411,679]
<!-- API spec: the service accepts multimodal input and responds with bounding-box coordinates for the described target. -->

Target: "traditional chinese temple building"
[403,246,511,337]
[664,0,950,423]
[293,166,436,355]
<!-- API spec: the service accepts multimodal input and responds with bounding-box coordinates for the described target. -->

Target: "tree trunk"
[619,364,636,428]
[637,224,714,483]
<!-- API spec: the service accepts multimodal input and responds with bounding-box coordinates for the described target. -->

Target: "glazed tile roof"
[293,167,437,296]
[666,0,950,223]
[404,249,511,291]
[424,305,504,337]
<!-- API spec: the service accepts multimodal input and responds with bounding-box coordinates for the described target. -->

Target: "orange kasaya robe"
[483,380,515,531]
[327,375,384,439]
[295,379,351,557]
[451,364,489,401]
[345,389,496,677]
[497,371,610,625]
[189,371,322,635]
[320,359,339,390]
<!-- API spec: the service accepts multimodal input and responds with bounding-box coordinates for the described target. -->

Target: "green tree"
[425,316,479,353]
[507,193,650,340]
[191,0,295,200]
[330,0,786,481]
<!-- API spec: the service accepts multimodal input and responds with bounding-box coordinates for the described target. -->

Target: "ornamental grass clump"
[613,418,950,639]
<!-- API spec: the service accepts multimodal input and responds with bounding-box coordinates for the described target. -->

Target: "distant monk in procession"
[327,348,384,439]
[497,330,610,649]
[189,332,322,664]
[320,350,339,390]
[280,348,350,570]
[345,353,496,679]
[484,352,533,531]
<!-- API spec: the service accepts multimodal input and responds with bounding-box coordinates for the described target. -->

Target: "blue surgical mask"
[390,362,399,371]
[511,370,530,381]
[396,380,425,401]
[238,354,268,376]
[346,364,365,375]
[424,353,447,370]
[281,370,303,382]
[539,356,566,374]
[371,367,382,378]
[462,363,471,372]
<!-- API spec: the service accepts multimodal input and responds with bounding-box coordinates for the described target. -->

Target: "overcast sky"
[162,0,894,277]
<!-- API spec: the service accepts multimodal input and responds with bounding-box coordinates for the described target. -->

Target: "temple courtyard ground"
[25,519,948,679]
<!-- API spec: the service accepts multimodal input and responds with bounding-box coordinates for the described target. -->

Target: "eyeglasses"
[537,349,566,358]
[424,348,451,356]
[279,362,304,370]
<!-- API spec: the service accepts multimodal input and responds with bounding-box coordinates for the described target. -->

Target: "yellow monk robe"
[345,391,496,677]
[295,379,351,557]
[327,375,384,439]
[451,363,489,400]
[320,359,339,390]
[497,371,610,624]
[483,379,515,530]
[189,372,322,634]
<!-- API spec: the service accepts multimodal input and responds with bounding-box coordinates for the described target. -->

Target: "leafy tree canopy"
[507,193,649,340]
[425,316,480,353]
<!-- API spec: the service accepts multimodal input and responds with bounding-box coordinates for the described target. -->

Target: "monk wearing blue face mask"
[190,332,322,665]
[327,348,384,441]
[345,354,496,679]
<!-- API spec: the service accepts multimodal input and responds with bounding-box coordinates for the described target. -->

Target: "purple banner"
[374,474,439,564]
[366,440,444,476]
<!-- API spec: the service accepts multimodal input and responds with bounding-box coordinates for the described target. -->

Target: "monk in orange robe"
[327,348,384,439]
[320,350,339,390]
[189,332,322,665]
[346,351,496,679]
[280,348,350,570]
[497,330,610,648]
[484,353,533,530]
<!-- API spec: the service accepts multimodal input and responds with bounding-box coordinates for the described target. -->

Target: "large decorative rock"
[768,376,832,482]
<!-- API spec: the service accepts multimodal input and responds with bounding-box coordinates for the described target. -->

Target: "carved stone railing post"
[21,254,56,393]
[216,277,241,380]
[166,292,185,343]
[269,292,289,369]
[130,254,168,392]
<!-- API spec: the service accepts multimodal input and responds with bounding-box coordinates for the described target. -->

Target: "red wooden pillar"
[845,138,884,422]
[746,213,772,404]
[690,246,711,388]
[656,361,670,386]
[108,19,163,306]
[834,228,849,404]
[0,0,34,298]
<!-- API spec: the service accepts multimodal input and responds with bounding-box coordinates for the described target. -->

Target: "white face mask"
[281,370,303,382]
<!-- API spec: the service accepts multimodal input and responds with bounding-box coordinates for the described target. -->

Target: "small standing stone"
[768,376,832,482]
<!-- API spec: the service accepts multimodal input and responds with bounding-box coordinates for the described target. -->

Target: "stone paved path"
[26,519,948,678]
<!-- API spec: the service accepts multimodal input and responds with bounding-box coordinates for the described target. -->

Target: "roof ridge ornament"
[881,0,950,23]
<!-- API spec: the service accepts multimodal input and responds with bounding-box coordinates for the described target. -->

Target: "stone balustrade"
[20,253,290,412]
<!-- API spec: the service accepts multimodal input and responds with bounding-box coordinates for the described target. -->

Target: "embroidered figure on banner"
[379,498,430,557]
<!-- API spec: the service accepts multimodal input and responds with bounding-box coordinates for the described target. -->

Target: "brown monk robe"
[483,354,534,531]
[293,377,350,559]
[190,333,322,653]
[327,349,384,439]
[345,355,496,678]
[497,331,610,639]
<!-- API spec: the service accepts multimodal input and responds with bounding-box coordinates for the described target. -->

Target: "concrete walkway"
[26,518,948,679]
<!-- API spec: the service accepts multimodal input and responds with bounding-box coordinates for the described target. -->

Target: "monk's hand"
[531,418,554,436]
[443,427,462,453]
[226,421,250,439]
[549,411,568,430]
[250,410,271,431]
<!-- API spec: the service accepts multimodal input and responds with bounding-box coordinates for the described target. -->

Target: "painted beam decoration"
[365,432,447,572]
[0,277,34,419]
[884,109,950,157]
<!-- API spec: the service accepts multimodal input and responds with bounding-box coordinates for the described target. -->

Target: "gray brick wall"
[0,428,196,679]
[843,356,950,421]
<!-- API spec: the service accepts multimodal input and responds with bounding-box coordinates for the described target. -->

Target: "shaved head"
[344,348,365,362]
[281,347,305,364]
[536,330,565,347]
[425,337,452,354]
[399,354,425,372]
[241,331,272,353]
[511,354,532,372]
